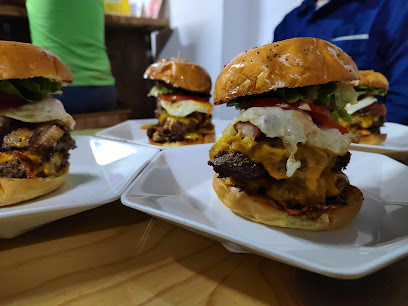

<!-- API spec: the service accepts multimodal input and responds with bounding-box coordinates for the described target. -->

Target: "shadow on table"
[0,201,151,251]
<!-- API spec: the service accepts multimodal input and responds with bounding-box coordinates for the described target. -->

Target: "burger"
[0,41,76,207]
[143,58,215,146]
[340,70,388,145]
[208,37,364,231]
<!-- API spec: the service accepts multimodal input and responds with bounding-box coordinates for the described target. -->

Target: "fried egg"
[0,96,75,129]
[160,99,212,117]
[223,107,354,176]
[345,96,377,114]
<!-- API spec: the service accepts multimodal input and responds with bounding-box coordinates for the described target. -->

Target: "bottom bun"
[0,164,69,207]
[149,131,215,147]
[359,133,387,145]
[212,174,363,231]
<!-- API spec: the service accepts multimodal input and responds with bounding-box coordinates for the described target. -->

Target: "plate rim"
[96,118,231,150]
[120,145,408,279]
[0,135,159,219]
[350,122,408,153]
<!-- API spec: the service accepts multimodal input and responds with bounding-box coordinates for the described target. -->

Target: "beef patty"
[0,116,76,178]
[148,111,213,143]
[208,150,350,180]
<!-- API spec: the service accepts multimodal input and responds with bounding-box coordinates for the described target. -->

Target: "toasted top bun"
[144,58,212,94]
[214,37,359,105]
[0,41,73,85]
[350,70,389,91]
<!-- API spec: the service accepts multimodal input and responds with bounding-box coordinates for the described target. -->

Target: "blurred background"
[0,0,307,127]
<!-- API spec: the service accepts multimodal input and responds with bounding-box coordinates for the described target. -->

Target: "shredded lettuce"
[0,77,62,102]
[148,83,178,97]
[354,85,387,97]
[226,82,358,122]
[148,83,210,98]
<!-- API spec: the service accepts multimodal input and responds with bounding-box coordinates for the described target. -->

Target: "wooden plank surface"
[0,201,407,305]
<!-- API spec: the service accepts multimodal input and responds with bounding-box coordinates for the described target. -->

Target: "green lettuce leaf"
[0,77,62,102]
[148,83,210,98]
[354,85,387,97]
[226,82,358,122]
[148,84,178,97]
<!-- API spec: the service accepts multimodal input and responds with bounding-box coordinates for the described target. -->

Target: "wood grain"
[0,202,407,305]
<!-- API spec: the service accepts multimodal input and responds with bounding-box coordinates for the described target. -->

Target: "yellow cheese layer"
[0,151,64,178]
[210,133,343,206]
[158,112,199,128]
[341,114,380,129]
[2,128,33,148]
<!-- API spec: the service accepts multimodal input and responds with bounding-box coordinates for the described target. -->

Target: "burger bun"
[0,41,73,85]
[359,133,387,145]
[213,174,363,231]
[214,37,359,105]
[144,58,212,94]
[0,164,69,207]
[351,70,389,91]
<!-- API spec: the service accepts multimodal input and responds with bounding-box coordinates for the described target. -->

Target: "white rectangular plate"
[121,144,408,279]
[350,122,408,160]
[0,136,159,238]
[96,118,230,149]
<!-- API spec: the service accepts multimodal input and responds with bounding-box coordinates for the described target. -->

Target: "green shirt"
[26,0,115,87]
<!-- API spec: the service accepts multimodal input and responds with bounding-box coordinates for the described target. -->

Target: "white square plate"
[121,144,408,279]
[350,122,408,160]
[0,136,159,238]
[96,119,229,149]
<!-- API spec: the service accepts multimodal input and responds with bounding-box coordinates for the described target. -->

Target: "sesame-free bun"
[149,130,215,147]
[351,70,389,91]
[144,58,212,94]
[359,133,387,145]
[213,174,363,231]
[0,41,73,85]
[214,37,359,105]
[0,164,69,207]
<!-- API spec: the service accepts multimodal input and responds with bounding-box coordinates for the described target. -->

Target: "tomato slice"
[243,98,348,134]
[0,91,28,110]
[310,112,349,134]
[307,103,330,117]
[157,94,209,103]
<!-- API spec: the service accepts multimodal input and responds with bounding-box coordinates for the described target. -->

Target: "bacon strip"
[28,124,65,159]
[234,122,262,137]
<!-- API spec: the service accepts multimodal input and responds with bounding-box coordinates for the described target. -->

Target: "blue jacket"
[274,0,408,124]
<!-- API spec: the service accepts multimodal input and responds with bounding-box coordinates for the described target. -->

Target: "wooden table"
[0,201,407,305]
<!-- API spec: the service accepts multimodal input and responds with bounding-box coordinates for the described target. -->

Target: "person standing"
[26,0,118,114]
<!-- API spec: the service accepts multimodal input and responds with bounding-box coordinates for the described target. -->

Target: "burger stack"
[0,41,76,207]
[208,37,364,231]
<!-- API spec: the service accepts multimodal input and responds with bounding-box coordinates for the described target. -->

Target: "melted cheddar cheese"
[2,128,33,148]
[0,151,64,178]
[341,114,380,130]
[158,112,199,128]
[210,133,345,206]
[160,99,212,117]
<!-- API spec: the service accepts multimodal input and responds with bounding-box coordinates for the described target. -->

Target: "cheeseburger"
[144,58,215,146]
[340,70,388,145]
[0,41,76,207]
[208,37,363,231]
